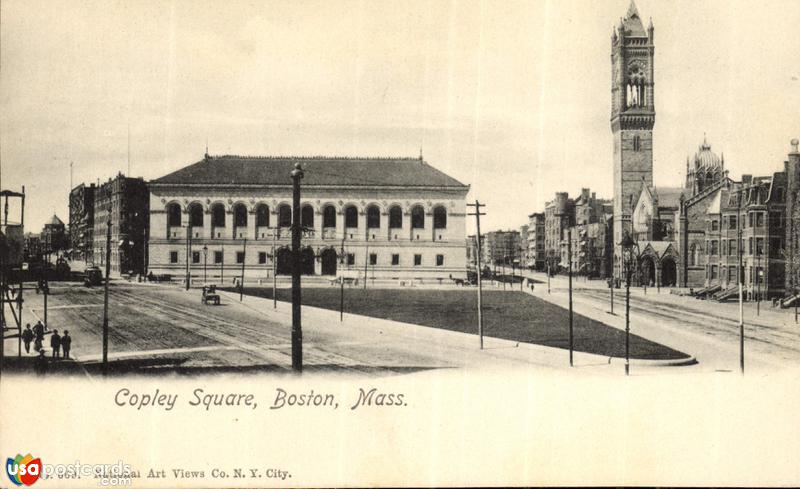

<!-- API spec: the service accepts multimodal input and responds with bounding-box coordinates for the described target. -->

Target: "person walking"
[61,330,72,359]
[22,324,33,354]
[50,329,62,359]
[33,322,44,352]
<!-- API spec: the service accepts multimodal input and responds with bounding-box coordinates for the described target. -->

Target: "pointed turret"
[622,0,647,37]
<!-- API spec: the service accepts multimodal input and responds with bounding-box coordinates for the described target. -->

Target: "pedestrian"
[33,320,44,340]
[34,349,48,376]
[22,324,33,354]
[50,329,62,359]
[61,330,72,359]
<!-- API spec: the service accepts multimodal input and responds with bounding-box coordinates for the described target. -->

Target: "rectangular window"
[711,220,719,231]
[369,253,377,266]
[391,254,400,266]
[170,251,178,264]
[748,237,753,255]
[236,252,245,264]
[414,254,422,266]
[436,254,444,266]
[346,253,355,266]
[756,212,764,227]
[710,240,719,255]
[258,252,267,264]
[711,265,718,280]
[729,215,737,229]
[192,251,200,264]
[756,237,764,256]
[214,251,223,264]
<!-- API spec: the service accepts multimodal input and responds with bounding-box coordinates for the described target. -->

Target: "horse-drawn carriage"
[202,284,221,305]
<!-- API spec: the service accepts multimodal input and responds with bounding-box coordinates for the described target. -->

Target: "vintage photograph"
[1,0,799,486]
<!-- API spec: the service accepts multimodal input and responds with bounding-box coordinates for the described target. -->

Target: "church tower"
[611,0,655,278]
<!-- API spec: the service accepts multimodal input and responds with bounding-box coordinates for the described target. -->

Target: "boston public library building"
[147,153,470,283]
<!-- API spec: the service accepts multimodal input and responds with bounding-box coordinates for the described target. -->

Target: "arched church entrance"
[661,257,677,287]
[640,256,656,287]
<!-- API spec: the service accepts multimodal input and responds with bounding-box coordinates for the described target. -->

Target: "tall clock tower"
[611,0,655,278]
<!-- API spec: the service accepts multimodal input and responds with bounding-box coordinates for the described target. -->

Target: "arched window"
[389,206,402,229]
[255,204,269,227]
[301,205,314,228]
[166,203,181,227]
[366,205,380,229]
[433,206,447,229]
[188,203,203,227]
[344,205,358,228]
[278,204,292,228]
[411,205,425,229]
[323,205,336,228]
[689,244,696,266]
[233,203,248,227]
[211,203,225,228]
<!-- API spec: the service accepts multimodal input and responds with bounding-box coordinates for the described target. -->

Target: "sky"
[1,0,799,234]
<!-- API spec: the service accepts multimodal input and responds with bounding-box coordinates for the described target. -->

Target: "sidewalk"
[521,272,792,372]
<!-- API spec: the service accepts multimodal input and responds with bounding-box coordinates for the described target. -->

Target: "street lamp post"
[202,245,208,283]
[290,162,304,372]
[620,232,639,376]
[185,226,192,291]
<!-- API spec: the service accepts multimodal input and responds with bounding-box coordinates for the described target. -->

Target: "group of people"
[21,321,74,375]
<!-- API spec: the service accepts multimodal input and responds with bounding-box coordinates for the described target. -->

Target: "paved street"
[3,275,798,377]
[522,271,800,373]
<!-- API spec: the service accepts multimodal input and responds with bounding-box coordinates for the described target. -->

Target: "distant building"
[518,225,529,269]
[69,183,96,263]
[40,214,67,254]
[91,174,149,276]
[544,192,574,270]
[482,230,521,269]
[466,234,485,270]
[147,154,469,281]
[526,212,545,270]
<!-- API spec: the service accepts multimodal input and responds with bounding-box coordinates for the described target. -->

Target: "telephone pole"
[467,201,486,350]
[102,215,112,376]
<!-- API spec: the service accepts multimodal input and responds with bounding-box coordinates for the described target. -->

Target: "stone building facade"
[91,174,149,276]
[147,155,469,282]
[68,183,96,263]
[526,212,545,270]
[611,1,656,279]
[784,139,800,294]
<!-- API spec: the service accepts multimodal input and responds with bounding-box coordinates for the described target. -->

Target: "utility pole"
[239,238,247,302]
[567,226,574,367]
[273,229,277,309]
[290,163,304,372]
[220,244,224,285]
[738,188,744,374]
[102,215,112,376]
[467,201,486,350]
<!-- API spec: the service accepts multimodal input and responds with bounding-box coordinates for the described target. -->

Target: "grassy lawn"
[228,287,689,360]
